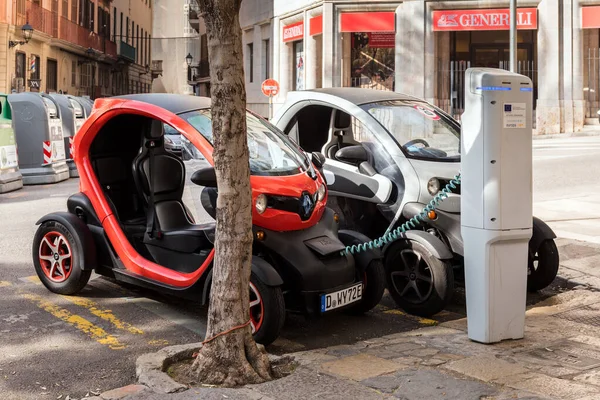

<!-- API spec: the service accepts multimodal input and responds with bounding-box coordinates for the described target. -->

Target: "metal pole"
[269,94,273,120]
[509,0,517,72]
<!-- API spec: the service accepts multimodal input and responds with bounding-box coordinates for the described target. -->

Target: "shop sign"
[283,21,304,42]
[368,32,395,48]
[340,12,395,33]
[582,6,600,29]
[310,15,323,36]
[433,8,538,31]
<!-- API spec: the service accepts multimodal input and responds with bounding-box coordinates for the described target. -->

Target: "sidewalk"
[89,288,600,400]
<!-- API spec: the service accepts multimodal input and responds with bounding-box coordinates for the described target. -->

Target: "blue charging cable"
[341,173,462,255]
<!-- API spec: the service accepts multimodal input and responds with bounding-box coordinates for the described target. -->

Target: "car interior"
[90,114,214,273]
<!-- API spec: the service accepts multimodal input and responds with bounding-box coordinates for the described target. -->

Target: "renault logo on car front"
[299,191,315,220]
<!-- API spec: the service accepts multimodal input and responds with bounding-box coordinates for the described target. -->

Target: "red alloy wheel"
[249,282,265,334]
[38,232,73,283]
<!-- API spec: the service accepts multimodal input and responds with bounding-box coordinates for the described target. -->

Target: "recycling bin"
[0,94,23,193]
[69,95,92,118]
[49,93,78,178]
[8,92,69,185]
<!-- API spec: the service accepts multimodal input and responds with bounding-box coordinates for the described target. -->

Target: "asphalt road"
[0,137,592,400]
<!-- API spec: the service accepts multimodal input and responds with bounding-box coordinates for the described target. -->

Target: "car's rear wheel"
[385,240,454,317]
[249,273,285,346]
[32,221,91,295]
[527,240,559,292]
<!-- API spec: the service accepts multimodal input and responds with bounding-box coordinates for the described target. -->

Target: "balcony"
[15,0,57,37]
[57,16,117,58]
[151,60,163,76]
[118,41,136,62]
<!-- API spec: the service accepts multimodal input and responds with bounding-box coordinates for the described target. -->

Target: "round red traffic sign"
[262,79,280,97]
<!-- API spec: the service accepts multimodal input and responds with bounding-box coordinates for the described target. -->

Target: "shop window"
[350,33,394,91]
[293,41,304,91]
[247,43,254,83]
[263,39,270,80]
[47,59,58,92]
[15,52,26,80]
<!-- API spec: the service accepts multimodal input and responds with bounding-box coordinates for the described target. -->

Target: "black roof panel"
[115,93,211,114]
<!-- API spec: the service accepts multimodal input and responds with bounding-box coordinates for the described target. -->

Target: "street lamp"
[185,53,193,67]
[9,22,34,48]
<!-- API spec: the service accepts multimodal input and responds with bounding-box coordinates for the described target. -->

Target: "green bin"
[0,95,23,193]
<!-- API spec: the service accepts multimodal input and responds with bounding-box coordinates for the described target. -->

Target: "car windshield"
[362,100,460,161]
[179,109,308,176]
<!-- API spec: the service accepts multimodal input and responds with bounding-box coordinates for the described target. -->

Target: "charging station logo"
[504,104,512,112]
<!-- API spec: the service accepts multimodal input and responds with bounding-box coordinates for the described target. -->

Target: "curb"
[135,342,203,394]
[533,130,600,139]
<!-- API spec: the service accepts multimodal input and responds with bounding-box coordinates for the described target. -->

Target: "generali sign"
[283,21,304,42]
[433,8,538,31]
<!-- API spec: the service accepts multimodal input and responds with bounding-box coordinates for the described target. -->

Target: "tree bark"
[191,0,273,386]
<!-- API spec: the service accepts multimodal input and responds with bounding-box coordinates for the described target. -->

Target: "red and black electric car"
[32,94,385,344]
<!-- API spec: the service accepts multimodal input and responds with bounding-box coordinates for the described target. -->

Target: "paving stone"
[320,353,404,381]
[251,366,385,400]
[389,356,422,366]
[573,368,600,386]
[420,358,447,367]
[435,353,466,362]
[445,354,529,382]
[100,385,148,400]
[403,347,440,358]
[390,369,498,400]
[365,342,423,359]
[325,344,365,357]
[361,373,403,394]
[291,350,338,366]
[507,374,599,400]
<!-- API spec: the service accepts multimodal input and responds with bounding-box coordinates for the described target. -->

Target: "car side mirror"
[311,152,326,169]
[191,166,217,187]
[335,145,368,165]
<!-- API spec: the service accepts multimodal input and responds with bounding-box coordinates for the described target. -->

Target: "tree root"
[192,328,273,387]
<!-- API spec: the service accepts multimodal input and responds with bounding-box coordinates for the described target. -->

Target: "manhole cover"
[554,305,600,328]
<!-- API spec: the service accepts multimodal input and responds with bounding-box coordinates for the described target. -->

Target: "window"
[47,59,58,91]
[31,55,41,80]
[263,39,270,80]
[136,25,140,64]
[78,0,84,25]
[16,0,25,15]
[62,0,68,17]
[80,63,92,88]
[141,28,144,65]
[113,7,117,41]
[120,13,123,40]
[89,0,95,31]
[71,60,76,86]
[71,0,77,22]
[247,43,254,83]
[147,35,151,65]
[126,17,129,42]
[15,52,26,80]
[131,20,135,45]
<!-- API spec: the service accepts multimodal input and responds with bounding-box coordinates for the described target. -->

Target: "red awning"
[432,8,537,31]
[340,12,395,33]
[583,6,600,29]
[310,15,323,36]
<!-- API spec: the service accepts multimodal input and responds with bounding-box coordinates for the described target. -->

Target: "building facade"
[151,0,206,96]
[0,0,151,99]
[220,0,600,134]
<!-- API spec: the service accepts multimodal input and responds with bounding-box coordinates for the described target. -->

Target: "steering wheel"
[404,138,430,148]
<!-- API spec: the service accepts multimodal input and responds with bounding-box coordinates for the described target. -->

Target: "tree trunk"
[191,0,273,386]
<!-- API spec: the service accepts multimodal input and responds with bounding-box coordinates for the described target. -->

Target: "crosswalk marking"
[22,293,126,350]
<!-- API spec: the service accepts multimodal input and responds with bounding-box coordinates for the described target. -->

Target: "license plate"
[320,282,363,312]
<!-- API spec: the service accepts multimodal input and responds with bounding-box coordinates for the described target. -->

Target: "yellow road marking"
[148,339,169,346]
[61,296,144,335]
[0,281,12,287]
[22,293,126,350]
[24,275,42,285]
[383,309,439,326]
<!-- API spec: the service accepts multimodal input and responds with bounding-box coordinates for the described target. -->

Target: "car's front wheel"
[32,221,91,295]
[347,260,386,314]
[385,240,454,317]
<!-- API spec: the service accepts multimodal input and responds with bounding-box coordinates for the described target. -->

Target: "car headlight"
[255,194,267,214]
[317,184,326,201]
[164,136,173,144]
[427,178,440,195]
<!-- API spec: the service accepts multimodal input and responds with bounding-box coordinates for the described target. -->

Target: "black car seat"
[132,120,214,269]
[322,110,358,159]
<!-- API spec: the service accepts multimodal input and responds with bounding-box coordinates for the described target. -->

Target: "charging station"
[461,68,533,344]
